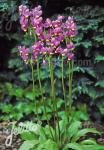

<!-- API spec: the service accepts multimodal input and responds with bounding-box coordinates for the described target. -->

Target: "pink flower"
[54,27,62,36]
[32,41,43,61]
[44,18,52,28]
[61,48,68,56]
[55,46,63,55]
[67,42,75,50]
[40,46,47,54]
[67,53,74,60]
[19,5,30,18]
[18,46,29,62]
[50,38,60,48]
[30,6,43,29]
[35,26,43,36]
[46,47,54,55]
[64,16,77,37]
[32,41,43,50]
[30,5,42,18]
[52,20,62,28]
[19,5,30,32]
[57,35,64,42]
[30,17,43,28]
[20,16,28,32]
[57,15,64,21]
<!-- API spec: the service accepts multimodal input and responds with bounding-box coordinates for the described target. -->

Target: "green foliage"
[0,2,104,127]
[95,56,104,62]
[19,116,103,150]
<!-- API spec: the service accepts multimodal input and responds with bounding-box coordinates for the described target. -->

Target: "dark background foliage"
[0,0,104,123]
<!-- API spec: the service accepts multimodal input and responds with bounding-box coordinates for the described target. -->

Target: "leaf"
[44,125,55,139]
[57,98,64,108]
[19,140,39,150]
[14,88,24,98]
[8,58,22,69]
[25,92,34,100]
[80,139,97,145]
[85,68,97,78]
[2,104,12,113]
[86,87,97,100]
[74,67,85,73]
[82,144,104,150]
[68,121,81,139]
[95,55,104,62]
[95,80,104,88]
[98,103,104,115]
[72,128,100,142]
[19,72,31,82]
[21,132,36,141]
[73,110,89,121]
[38,139,58,150]
[63,143,83,150]
[81,41,92,49]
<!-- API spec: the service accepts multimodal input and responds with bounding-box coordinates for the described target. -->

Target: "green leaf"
[68,121,81,139]
[74,67,85,73]
[19,72,31,82]
[86,87,97,100]
[2,104,12,113]
[85,68,97,78]
[95,80,104,88]
[80,139,97,145]
[72,128,100,142]
[21,132,36,141]
[63,143,83,150]
[81,41,92,49]
[38,139,58,150]
[82,144,104,150]
[8,58,22,69]
[25,92,34,100]
[19,140,39,150]
[14,88,24,98]
[95,55,104,62]
[72,110,89,121]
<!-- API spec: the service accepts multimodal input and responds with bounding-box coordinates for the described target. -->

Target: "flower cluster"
[19,5,30,32]
[18,46,29,63]
[18,5,77,63]
[30,5,43,35]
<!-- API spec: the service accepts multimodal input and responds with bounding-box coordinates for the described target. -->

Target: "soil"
[0,122,23,150]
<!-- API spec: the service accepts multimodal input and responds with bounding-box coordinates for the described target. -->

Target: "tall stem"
[68,60,74,114]
[30,60,38,121]
[61,56,67,112]
[37,59,54,140]
[48,56,57,138]
[48,56,60,147]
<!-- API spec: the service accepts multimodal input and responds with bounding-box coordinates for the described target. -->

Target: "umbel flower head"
[18,5,77,63]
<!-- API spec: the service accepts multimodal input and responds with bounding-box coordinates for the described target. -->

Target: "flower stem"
[48,56,60,147]
[36,59,54,140]
[61,56,67,112]
[30,60,38,121]
[68,60,74,114]
[48,56,57,137]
